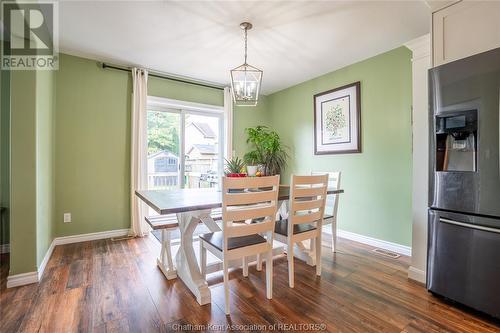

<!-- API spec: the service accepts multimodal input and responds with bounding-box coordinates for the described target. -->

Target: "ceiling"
[59,1,430,94]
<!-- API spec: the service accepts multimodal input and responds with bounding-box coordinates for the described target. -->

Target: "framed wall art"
[313,81,361,154]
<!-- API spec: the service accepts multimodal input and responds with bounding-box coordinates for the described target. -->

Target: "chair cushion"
[274,219,317,236]
[199,232,267,252]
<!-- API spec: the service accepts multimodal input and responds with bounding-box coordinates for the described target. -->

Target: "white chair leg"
[316,233,322,276]
[256,253,262,271]
[309,237,317,266]
[199,239,206,279]
[331,217,337,253]
[266,250,273,299]
[242,256,248,277]
[223,260,230,315]
[287,240,294,288]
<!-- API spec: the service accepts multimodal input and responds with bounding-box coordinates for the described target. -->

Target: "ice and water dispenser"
[435,110,477,172]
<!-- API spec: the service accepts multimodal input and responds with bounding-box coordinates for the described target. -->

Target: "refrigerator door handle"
[439,217,500,234]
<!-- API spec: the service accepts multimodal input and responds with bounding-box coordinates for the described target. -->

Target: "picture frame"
[313,81,361,155]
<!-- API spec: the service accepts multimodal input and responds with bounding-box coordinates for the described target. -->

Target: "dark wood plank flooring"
[0,236,498,333]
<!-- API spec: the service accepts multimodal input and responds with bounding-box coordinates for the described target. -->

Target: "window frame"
[146,96,226,189]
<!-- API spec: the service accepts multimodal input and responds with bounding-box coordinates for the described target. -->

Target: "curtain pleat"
[130,68,150,237]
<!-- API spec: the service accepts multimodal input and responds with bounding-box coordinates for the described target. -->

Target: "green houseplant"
[244,126,288,176]
[243,151,261,176]
[224,156,246,177]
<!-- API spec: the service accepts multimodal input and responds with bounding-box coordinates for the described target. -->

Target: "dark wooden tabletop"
[136,186,344,215]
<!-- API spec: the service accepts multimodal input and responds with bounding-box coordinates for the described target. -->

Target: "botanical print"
[321,96,350,144]
[314,81,360,154]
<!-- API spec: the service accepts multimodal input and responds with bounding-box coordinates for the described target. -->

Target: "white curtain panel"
[224,87,234,159]
[130,68,150,237]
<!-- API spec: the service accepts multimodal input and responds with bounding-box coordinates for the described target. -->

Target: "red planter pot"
[226,173,247,178]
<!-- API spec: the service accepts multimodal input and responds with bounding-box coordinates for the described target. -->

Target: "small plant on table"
[224,157,246,177]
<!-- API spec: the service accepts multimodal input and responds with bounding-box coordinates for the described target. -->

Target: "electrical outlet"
[63,213,72,223]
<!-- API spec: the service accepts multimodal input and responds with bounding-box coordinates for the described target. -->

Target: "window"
[146,97,226,191]
[147,111,181,190]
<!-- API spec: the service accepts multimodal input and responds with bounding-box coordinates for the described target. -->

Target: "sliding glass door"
[184,113,222,189]
[147,110,181,190]
[146,101,224,191]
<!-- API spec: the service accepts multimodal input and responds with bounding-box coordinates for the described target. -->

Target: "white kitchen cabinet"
[432,1,500,66]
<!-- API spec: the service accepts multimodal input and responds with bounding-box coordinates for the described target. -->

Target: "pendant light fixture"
[230,22,263,106]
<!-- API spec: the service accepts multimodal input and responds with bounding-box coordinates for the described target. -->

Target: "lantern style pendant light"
[230,22,263,106]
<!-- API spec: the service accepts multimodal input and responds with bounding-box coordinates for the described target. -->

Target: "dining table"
[135,185,344,305]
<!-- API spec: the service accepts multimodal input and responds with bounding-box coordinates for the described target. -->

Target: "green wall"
[149,76,223,106]
[55,54,132,237]
[36,70,55,265]
[232,96,271,158]
[9,69,57,274]
[10,71,38,274]
[0,67,10,246]
[267,47,413,246]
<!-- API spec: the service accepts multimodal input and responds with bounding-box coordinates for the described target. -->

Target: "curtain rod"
[100,63,225,91]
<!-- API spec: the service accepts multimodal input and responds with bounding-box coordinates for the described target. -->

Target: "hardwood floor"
[0,235,498,333]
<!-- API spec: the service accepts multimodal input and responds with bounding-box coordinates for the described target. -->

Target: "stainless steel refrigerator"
[428,47,500,319]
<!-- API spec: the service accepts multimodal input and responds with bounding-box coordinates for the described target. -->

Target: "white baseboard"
[6,271,38,288]
[7,228,131,288]
[0,243,10,254]
[408,266,426,284]
[53,229,130,246]
[324,227,412,257]
[38,241,55,281]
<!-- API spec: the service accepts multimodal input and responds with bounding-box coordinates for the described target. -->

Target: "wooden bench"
[144,209,223,280]
[145,209,222,230]
[145,214,179,230]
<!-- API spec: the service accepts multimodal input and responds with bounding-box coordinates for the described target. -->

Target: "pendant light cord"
[244,27,248,65]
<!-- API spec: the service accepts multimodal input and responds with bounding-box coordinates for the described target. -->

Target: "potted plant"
[244,126,288,176]
[224,157,246,177]
[243,151,261,177]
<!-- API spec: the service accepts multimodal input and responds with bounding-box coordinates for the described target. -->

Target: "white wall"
[405,34,431,284]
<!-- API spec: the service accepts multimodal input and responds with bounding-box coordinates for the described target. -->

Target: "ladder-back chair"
[274,174,328,288]
[199,175,280,314]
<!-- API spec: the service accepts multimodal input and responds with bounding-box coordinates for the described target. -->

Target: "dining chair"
[311,171,341,252]
[199,175,280,315]
[274,174,328,288]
